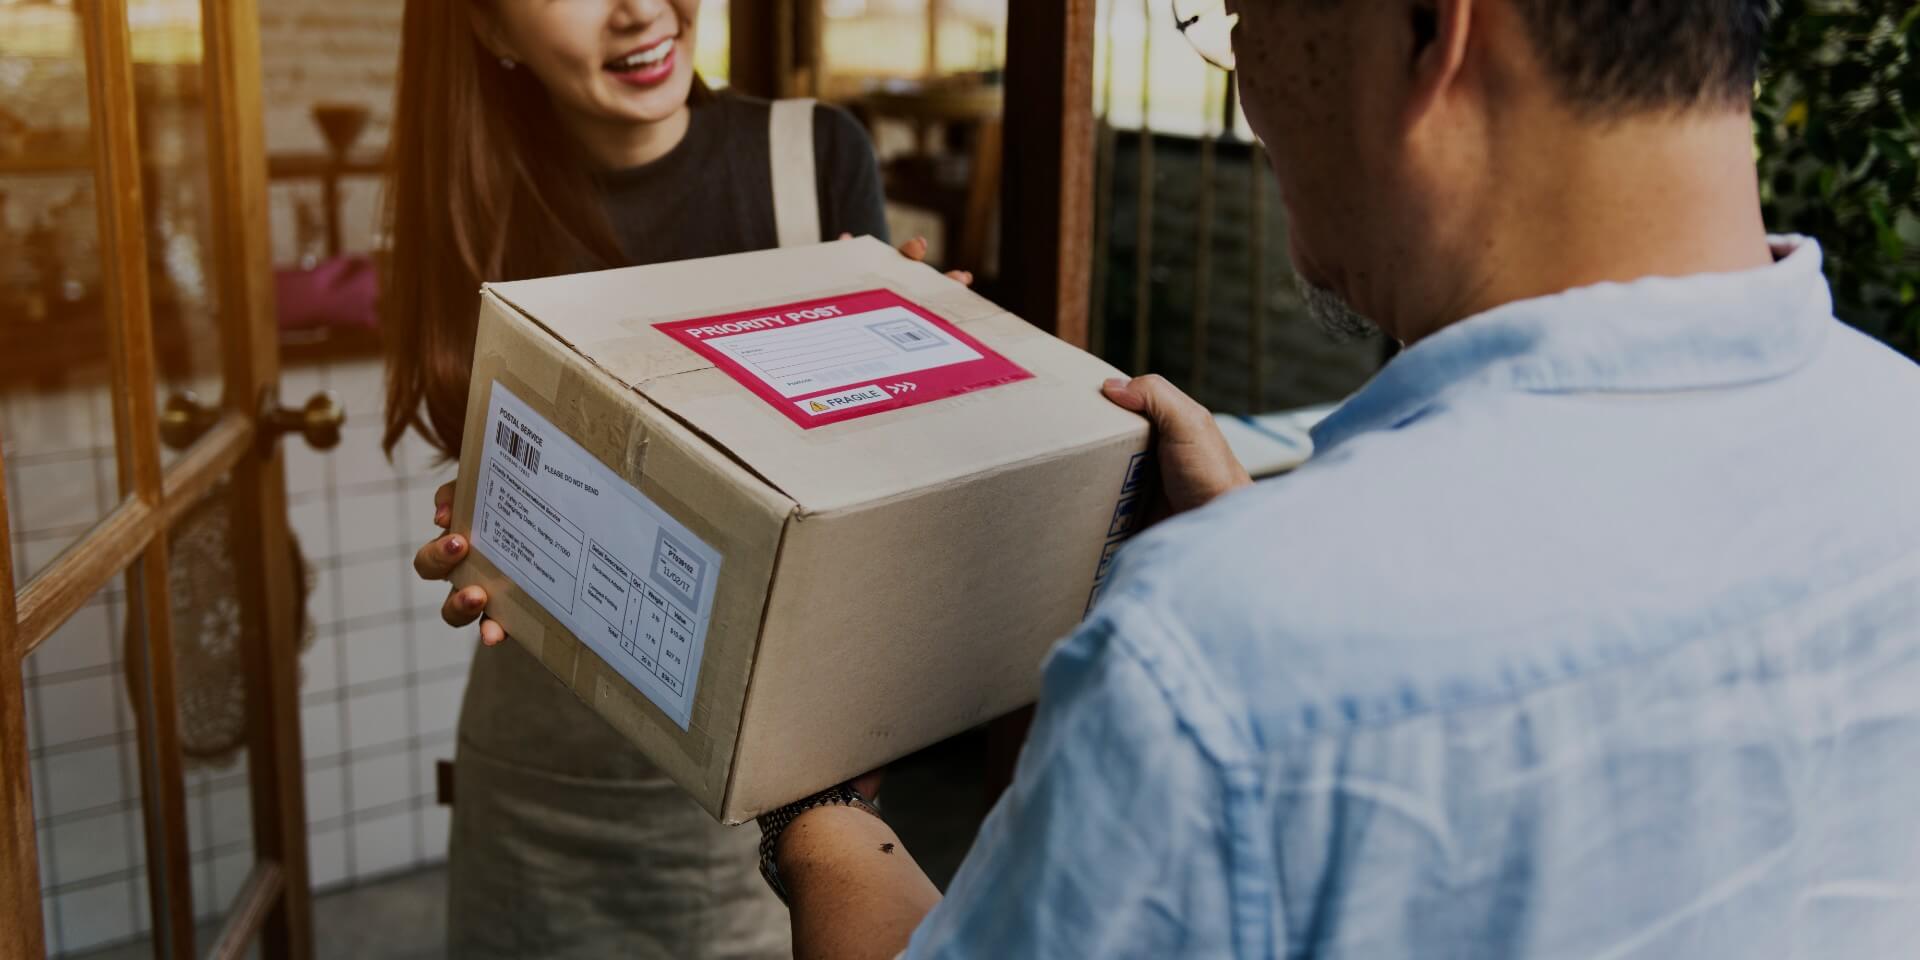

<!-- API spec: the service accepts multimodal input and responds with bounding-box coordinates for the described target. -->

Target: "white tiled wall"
[280,355,464,902]
[5,356,469,956]
[1,386,119,585]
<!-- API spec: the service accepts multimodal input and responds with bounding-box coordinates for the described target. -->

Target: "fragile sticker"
[657,289,1033,429]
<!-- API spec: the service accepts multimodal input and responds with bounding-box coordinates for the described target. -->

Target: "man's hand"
[412,481,507,646]
[1102,375,1252,518]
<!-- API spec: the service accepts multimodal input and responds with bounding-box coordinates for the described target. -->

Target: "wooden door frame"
[1,0,311,956]
[81,0,196,952]
[0,456,34,960]
[729,0,824,99]
[200,0,314,953]
[999,0,1097,349]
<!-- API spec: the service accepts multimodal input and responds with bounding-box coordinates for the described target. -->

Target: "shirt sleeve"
[903,616,1239,959]
[812,102,891,244]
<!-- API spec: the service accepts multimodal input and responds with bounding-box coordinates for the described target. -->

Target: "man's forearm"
[779,805,943,960]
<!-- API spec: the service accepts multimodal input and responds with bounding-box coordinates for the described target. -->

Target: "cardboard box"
[449,236,1149,823]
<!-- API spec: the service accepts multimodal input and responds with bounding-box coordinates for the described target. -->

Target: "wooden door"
[1,1,322,956]
[1000,0,1097,348]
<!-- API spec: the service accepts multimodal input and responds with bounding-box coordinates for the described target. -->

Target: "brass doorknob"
[263,391,345,451]
[160,391,219,450]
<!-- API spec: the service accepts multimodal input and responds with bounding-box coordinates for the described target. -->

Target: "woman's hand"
[843,232,974,286]
[897,235,974,287]
[412,481,507,646]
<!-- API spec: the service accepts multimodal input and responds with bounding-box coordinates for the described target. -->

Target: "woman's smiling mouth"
[604,36,677,87]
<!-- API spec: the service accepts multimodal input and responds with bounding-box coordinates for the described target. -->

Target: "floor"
[74,729,994,959]
[72,865,446,960]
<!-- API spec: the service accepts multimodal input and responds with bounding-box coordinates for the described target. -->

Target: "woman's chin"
[598,72,694,124]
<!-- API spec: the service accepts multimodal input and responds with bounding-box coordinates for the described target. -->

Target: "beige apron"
[447,100,823,959]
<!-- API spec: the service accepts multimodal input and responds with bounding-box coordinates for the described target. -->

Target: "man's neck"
[1413,108,1774,344]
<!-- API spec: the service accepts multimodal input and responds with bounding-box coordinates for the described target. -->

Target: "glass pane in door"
[126,0,228,469]
[258,1,391,379]
[0,2,128,583]
[163,481,266,943]
[20,575,165,957]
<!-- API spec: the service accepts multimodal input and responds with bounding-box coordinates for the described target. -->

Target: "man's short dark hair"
[1512,0,1775,113]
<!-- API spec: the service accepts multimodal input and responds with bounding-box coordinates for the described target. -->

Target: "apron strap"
[769,98,823,248]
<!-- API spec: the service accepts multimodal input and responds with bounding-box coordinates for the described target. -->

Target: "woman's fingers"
[847,233,974,285]
[441,584,488,628]
[423,482,500,640]
[432,481,456,530]
[899,237,977,285]
[414,532,469,581]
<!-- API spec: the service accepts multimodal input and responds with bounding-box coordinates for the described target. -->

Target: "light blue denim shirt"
[906,239,1920,959]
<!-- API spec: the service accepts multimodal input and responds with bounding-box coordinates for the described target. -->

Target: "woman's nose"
[608,0,672,32]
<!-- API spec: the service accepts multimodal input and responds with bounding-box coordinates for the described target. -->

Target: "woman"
[384,2,951,955]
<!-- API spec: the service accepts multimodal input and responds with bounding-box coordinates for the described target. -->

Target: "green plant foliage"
[1755,1,1920,358]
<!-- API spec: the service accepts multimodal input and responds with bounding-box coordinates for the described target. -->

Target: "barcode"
[889,328,928,344]
[496,422,541,474]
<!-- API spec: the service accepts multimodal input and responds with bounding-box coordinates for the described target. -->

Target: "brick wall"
[258,0,404,262]
[259,0,403,152]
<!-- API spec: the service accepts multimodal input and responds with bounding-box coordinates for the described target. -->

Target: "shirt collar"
[1310,236,1834,456]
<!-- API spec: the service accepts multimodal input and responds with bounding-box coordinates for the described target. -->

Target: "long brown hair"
[381,0,627,460]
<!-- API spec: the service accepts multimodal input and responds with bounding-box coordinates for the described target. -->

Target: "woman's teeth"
[606,40,673,71]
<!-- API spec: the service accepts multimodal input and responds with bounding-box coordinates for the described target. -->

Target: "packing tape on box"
[553,364,652,482]
[576,330,712,387]
[550,364,727,771]
[470,358,727,775]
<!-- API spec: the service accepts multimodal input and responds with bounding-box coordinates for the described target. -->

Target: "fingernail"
[444,536,463,554]
[435,508,449,525]
[465,588,484,608]
[1103,378,1129,391]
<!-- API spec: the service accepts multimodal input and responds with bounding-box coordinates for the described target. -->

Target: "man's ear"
[1405,0,1472,127]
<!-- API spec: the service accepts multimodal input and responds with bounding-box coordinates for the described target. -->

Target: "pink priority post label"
[658,289,1033,429]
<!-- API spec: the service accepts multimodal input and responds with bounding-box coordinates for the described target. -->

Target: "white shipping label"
[696,305,983,399]
[472,381,721,730]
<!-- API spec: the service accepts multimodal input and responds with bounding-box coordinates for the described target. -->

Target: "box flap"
[639,318,1139,513]
[482,237,999,391]
[488,237,1143,514]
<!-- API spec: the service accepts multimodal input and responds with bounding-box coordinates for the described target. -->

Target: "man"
[756,0,1920,956]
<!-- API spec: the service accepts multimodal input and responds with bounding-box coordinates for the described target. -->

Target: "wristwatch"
[756,782,883,905]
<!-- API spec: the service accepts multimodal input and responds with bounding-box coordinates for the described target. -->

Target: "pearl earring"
[499,56,517,70]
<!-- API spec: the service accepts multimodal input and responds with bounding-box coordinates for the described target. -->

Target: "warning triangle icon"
[810,401,828,412]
